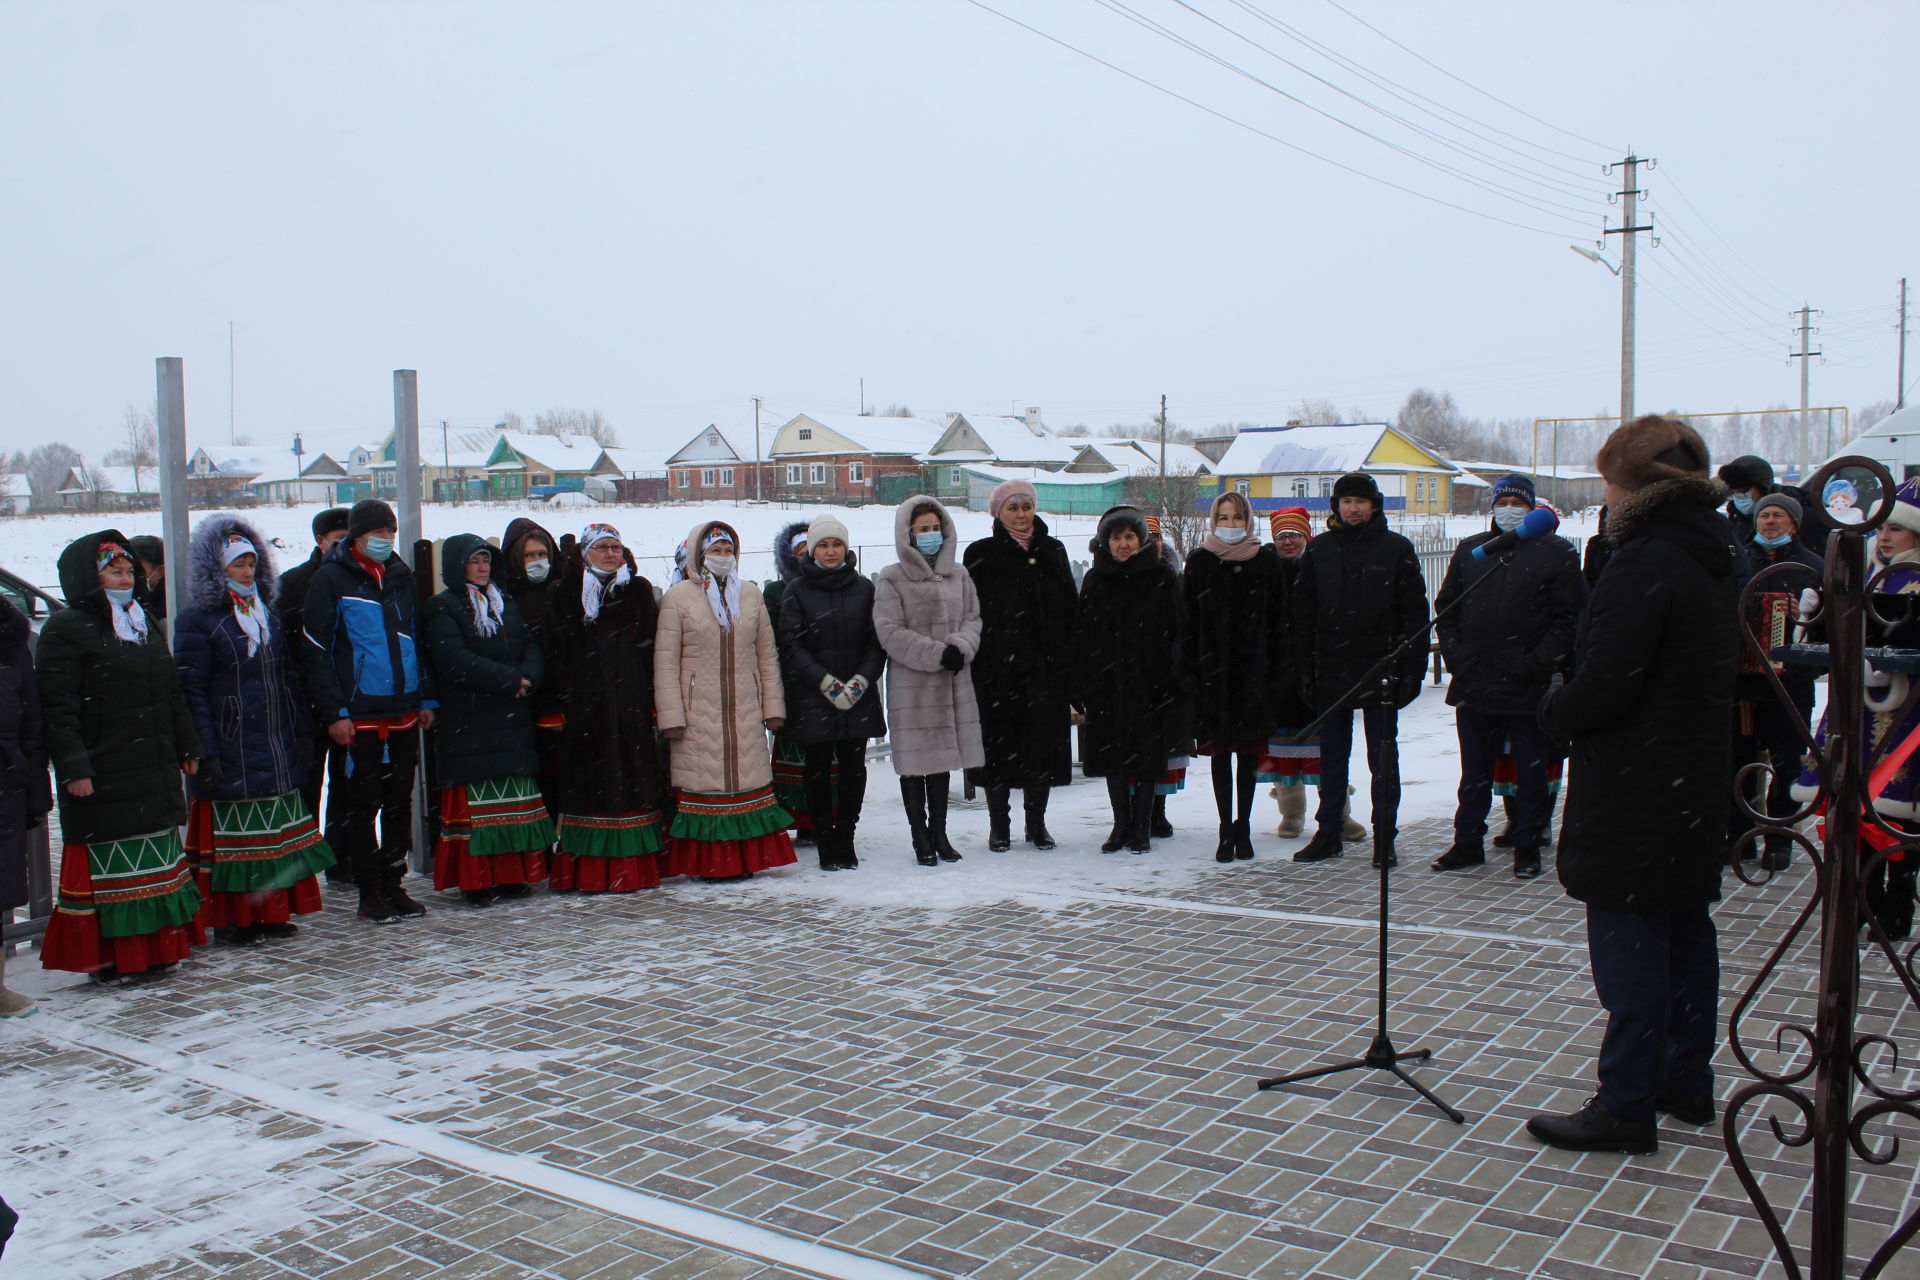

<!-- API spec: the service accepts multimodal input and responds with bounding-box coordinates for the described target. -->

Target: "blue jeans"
[1454,708,1554,850]
[1314,705,1399,840]
[1587,905,1719,1121]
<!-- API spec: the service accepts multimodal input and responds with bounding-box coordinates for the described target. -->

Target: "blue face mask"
[362,536,395,562]
[228,580,258,597]
[1755,530,1793,549]
[914,531,944,557]
[105,587,135,607]
[1214,526,1247,543]
[1731,493,1757,515]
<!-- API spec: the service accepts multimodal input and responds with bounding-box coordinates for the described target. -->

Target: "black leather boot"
[985,784,1012,852]
[927,773,962,861]
[1127,785,1155,853]
[1023,788,1056,849]
[901,776,937,866]
[1214,822,1235,864]
[1102,777,1130,853]
[1150,794,1173,839]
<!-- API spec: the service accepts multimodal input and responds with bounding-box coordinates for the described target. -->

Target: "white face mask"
[1492,506,1528,532]
[523,559,550,583]
[1214,526,1247,543]
[705,554,736,578]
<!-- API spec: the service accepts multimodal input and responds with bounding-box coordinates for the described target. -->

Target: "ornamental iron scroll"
[1726,455,1920,1280]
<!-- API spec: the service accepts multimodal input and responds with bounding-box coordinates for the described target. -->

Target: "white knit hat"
[808,513,850,546]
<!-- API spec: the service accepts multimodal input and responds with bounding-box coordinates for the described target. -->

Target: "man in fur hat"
[1528,416,1736,1155]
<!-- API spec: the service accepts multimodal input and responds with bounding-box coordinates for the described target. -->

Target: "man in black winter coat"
[1728,491,1823,870]
[275,506,350,875]
[1288,472,1428,868]
[1528,415,1736,1156]
[1433,474,1584,879]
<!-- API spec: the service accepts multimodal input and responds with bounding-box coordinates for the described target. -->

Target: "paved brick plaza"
[5,800,1916,1280]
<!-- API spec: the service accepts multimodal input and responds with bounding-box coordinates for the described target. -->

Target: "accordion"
[1740,592,1792,675]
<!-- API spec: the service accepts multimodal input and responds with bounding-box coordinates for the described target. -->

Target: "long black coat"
[1182,543,1287,745]
[172,514,310,802]
[545,548,664,816]
[37,530,204,846]
[1270,554,1314,730]
[0,597,49,912]
[422,534,544,789]
[1289,510,1429,709]
[776,553,887,746]
[500,517,564,727]
[1434,525,1585,717]
[964,518,1076,788]
[1544,476,1736,913]
[1071,545,1188,782]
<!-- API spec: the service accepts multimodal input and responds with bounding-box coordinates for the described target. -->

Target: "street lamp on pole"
[1570,242,1634,426]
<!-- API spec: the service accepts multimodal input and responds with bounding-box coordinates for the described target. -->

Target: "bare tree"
[22,442,83,511]
[1135,465,1210,559]
[1055,423,1094,438]
[496,410,525,432]
[533,407,617,446]
[1856,399,1897,438]
[105,403,159,493]
[880,402,914,418]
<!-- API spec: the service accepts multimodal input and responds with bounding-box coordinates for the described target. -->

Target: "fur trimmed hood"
[186,513,279,610]
[772,519,812,583]
[891,496,959,581]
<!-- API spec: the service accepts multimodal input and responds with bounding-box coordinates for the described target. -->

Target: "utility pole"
[1603,153,1654,424]
[1157,393,1169,522]
[1792,306,1822,477]
[752,396,763,501]
[1899,277,1909,411]
[228,321,236,445]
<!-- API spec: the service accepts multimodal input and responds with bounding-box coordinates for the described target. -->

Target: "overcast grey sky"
[4,1,1914,463]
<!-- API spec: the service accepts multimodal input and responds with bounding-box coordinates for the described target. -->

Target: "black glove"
[1390,670,1423,710]
[197,756,223,788]
[940,644,964,672]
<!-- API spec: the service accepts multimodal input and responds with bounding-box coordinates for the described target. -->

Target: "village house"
[766,412,944,504]
[1205,423,1457,517]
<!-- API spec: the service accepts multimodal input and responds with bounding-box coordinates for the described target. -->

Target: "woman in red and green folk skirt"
[37,531,208,980]
[422,535,554,905]
[545,523,670,891]
[655,522,797,882]
[172,517,336,945]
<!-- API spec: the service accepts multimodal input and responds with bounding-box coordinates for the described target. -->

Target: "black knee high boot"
[1128,783,1156,853]
[927,773,962,861]
[1102,777,1130,853]
[1233,751,1258,861]
[1211,754,1236,863]
[985,783,1012,852]
[1151,793,1173,838]
[1023,787,1056,849]
[901,775,936,866]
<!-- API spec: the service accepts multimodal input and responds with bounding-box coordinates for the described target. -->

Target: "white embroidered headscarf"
[700,527,741,633]
[97,541,150,645]
[221,534,271,657]
[462,547,505,637]
[579,524,631,622]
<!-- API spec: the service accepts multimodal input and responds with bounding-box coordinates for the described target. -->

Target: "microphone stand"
[1257,547,1525,1123]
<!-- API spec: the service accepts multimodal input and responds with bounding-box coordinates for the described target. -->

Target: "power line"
[1650,167,1796,311]
[1315,0,1621,154]
[1157,0,1610,205]
[959,0,1584,237]
[1084,0,1598,224]
[1224,0,1615,176]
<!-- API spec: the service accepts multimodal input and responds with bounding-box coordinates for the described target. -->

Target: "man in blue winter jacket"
[301,499,436,923]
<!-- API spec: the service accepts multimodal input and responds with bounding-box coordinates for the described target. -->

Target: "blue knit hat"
[1491,473,1536,506]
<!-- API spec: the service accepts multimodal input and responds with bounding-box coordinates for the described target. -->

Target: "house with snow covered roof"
[917,409,1079,496]
[664,425,754,501]
[1066,438,1215,480]
[57,464,159,511]
[251,453,361,505]
[1206,423,1456,515]
[767,412,944,502]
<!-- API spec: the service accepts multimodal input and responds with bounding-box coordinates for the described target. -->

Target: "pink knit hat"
[989,479,1038,520]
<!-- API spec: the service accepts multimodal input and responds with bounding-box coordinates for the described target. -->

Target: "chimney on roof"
[1024,406,1043,432]
[945,413,960,428]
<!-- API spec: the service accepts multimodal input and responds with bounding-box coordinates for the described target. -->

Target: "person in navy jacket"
[300,500,436,923]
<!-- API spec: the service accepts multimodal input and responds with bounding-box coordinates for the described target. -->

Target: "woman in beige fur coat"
[654,521,797,881]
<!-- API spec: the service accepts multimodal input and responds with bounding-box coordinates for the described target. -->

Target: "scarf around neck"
[109,595,150,645]
[228,588,270,656]
[581,562,631,622]
[1202,527,1261,562]
[702,568,743,633]
[466,582,505,637]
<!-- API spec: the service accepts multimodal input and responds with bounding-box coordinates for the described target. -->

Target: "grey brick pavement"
[5,807,1916,1280]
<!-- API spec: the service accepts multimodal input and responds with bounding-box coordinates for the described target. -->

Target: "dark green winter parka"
[37,529,205,845]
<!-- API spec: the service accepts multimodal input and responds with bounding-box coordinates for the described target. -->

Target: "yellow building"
[1206,423,1456,517]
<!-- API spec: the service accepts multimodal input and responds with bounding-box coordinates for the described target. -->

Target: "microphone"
[1471,506,1559,560]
